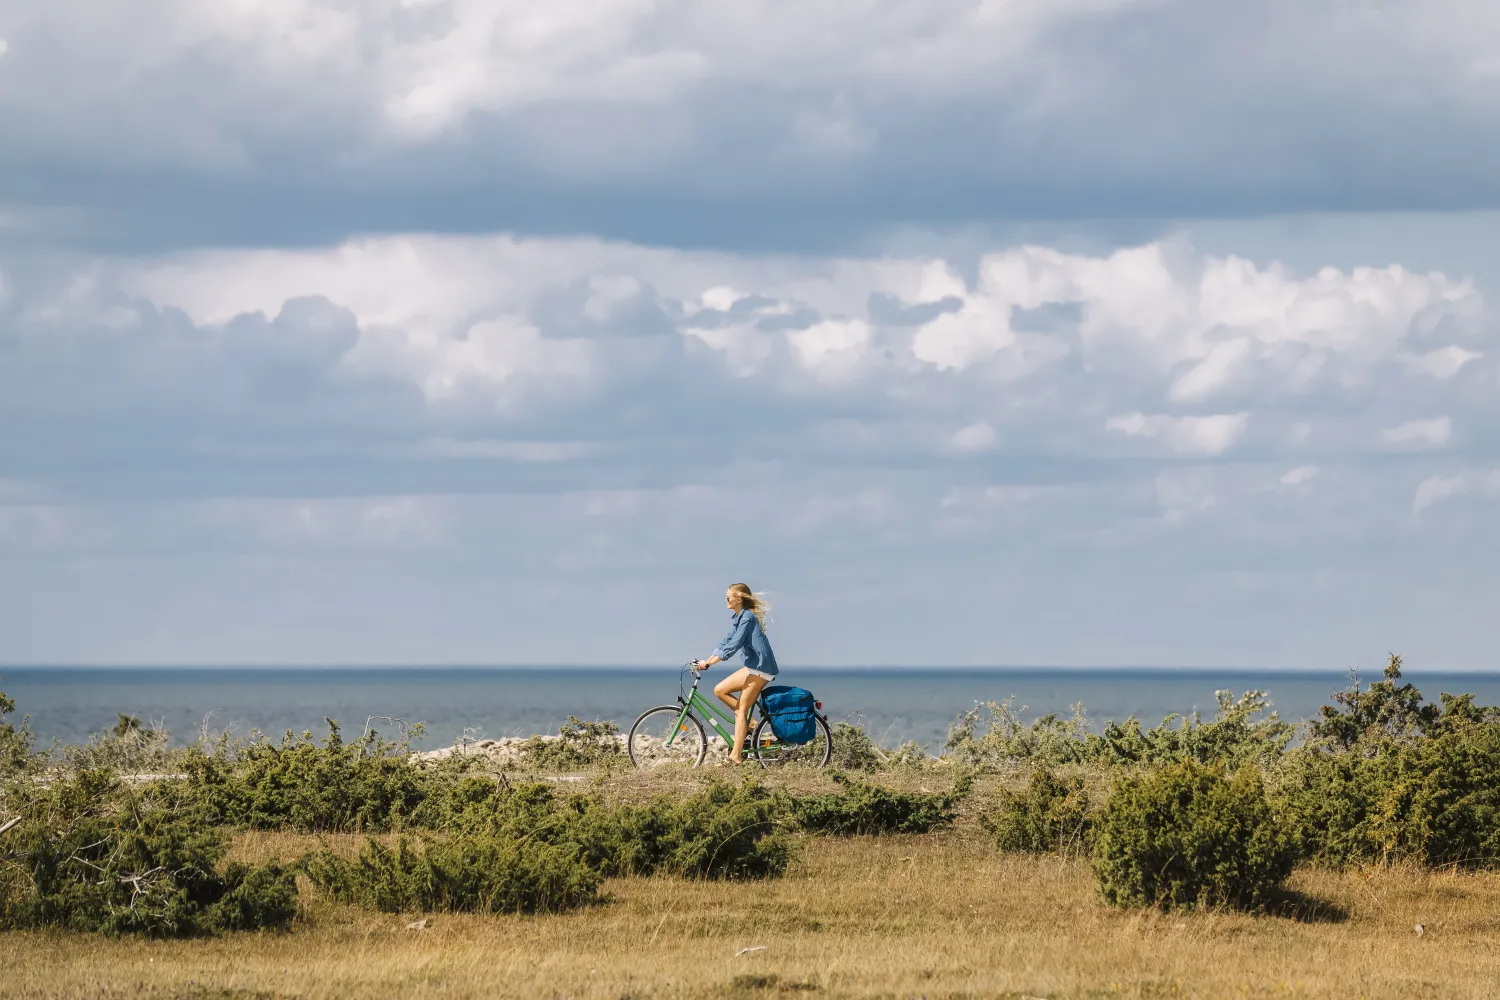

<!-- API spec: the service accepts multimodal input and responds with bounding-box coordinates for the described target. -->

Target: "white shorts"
[746,668,776,681]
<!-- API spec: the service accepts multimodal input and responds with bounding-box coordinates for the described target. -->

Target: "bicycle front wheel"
[750,715,833,769]
[628,706,707,769]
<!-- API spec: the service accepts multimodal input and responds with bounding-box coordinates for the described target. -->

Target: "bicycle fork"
[662,698,696,748]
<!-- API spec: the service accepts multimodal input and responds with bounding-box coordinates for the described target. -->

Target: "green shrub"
[822,720,928,771]
[945,691,1292,770]
[578,779,791,880]
[410,774,555,833]
[61,714,174,775]
[302,834,600,915]
[1102,691,1294,769]
[0,691,38,776]
[827,721,884,771]
[982,767,1094,855]
[884,741,934,768]
[206,862,301,932]
[791,773,970,836]
[947,698,1096,766]
[177,721,436,832]
[1368,723,1500,867]
[0,771,297,936]
[1272,661,1500,870]
[1305,654,1437,751]
[414,775,791,880]
[1270,748,1375,869]
[1093,760,1296,911]
[512,717,623,772]
[1276,720,1500,869]
[1302,654,1498,757]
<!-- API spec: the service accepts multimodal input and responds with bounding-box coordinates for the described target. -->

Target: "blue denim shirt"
[713,610,779,676]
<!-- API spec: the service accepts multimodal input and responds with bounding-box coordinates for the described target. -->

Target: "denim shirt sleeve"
[714,612,753,661]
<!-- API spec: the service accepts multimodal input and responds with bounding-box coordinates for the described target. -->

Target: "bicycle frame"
[664,669,760,751]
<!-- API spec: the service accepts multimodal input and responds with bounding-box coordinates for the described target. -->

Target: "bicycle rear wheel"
[628,705,707,769]
[750,715,833,769]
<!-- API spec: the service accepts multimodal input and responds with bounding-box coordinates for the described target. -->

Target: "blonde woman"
[693,583,778,765]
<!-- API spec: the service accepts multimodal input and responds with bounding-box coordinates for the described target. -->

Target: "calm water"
[6,666,1499,751]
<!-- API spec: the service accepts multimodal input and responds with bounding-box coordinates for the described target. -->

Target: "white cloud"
[0,0,1146,140]
[220,495,452,550]
[1154,470,1217,522]
[786,318,873,372]
[1380,417,1453,450]
[1280,465,1320,486]
[698,286,745,312]
[950,422,997,453]
[415,439,595,462]
[4,0,1500,232]
[1106,413,1250,456]
[911,298,1013,371]
[1402,346,1482,379]
[1169,337,1252,402]
[415,315,593,401]
[0,231,1476,512]
[117,235,1480,412]
[1413,471,1500,515]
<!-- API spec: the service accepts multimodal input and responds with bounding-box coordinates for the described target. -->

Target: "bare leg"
[730,673,769,764]
[714,667,753,714]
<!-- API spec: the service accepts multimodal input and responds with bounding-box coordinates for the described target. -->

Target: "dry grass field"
[5,827,1500,1000]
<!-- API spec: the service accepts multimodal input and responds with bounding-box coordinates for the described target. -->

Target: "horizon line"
[2,662,1493,673]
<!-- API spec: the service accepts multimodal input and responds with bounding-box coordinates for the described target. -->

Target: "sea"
[5,666,1499,751]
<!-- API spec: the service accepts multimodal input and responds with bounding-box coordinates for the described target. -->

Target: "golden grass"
[7,828,1500,1000]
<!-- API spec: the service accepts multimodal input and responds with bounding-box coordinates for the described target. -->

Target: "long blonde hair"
[729,583,771,630]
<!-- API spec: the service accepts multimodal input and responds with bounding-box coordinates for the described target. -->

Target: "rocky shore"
[409,732,735,767]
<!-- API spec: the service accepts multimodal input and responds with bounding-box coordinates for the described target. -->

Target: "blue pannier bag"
[760,685,819,745]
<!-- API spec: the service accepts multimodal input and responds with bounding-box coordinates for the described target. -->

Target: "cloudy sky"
[2,0,1497,668]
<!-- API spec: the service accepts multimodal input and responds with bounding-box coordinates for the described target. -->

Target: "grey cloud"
[3,234,1496,499]
[4,233,1500,664]
[1010,302,1084,335]
[3,1,1499,252]
[867,294,964,327]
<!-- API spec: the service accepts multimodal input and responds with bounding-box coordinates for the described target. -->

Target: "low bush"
[1305,654,1441,751]
[1276,720,1500,869]
[947,699,1096,767]
[302,834,600,915]
[1368,723,1500,867]
[1093,760,1296,911]
[946,691,1293,770]
[0,691,38,776]
[827,721,885,771]
[512,717,624,771]
[416,775,791,880]
[0,771,297,937]
[791,773,970,836]
[590,779,791,879]
[177,721,439,832]
[982,767,1094,855]
[61,713,174,775]
[1269,658,1500,870]
[883,741,935,768]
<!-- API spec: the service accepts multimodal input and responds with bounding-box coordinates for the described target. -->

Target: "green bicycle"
[627,663,834,769]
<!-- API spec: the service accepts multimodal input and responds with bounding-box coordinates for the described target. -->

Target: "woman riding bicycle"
[693,583,777,765]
